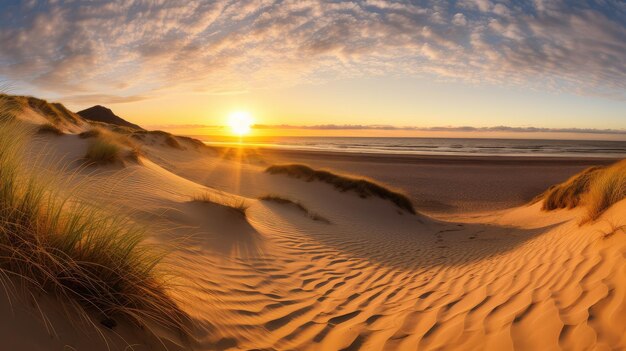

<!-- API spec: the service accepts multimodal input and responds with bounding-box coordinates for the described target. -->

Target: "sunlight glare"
[228,111,253,136]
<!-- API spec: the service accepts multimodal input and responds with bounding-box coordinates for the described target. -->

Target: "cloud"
[252,124,626,135]
[60,94,149,105]
[153,123,626,136]
[0,0,624,100]
[452,13,467,26]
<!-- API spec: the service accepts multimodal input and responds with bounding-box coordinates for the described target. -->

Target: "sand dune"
[2,102,625,350]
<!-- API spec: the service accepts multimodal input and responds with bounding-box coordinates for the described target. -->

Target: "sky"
[0,0,624,138]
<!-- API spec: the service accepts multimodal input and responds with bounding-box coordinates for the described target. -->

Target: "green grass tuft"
[265,164,416,214]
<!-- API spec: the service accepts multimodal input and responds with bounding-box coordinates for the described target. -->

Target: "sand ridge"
[6,118,626,350]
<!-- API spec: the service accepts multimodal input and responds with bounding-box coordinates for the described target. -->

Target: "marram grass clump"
[0,110,189,343]
[538,166,605,211]
[585,161,626,221]
[266,164,415,214]
[37,123,64,136]
[194,192,249,217]
[538,160,626,222]
[259,195,330,223]
[82,127,142,164]
[85,136,122,163]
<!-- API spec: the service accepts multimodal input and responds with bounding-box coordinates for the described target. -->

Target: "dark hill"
[77,105,143,130]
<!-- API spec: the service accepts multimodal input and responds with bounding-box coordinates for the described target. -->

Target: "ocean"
[193,136,626,158]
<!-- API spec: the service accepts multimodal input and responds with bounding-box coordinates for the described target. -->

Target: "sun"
[227,111,253,136]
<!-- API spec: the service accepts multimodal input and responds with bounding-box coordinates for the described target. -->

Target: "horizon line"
[144,123,626,136]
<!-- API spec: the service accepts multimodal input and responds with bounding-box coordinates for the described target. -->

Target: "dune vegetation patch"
[194,193,249,217]
[585,161,626,221]
[79,127,104,139]
[27,97,82,125]
[265,164,416,214]
[85,137,123,163]
[177,135,206,149]
[82,127,142,165]
[0,116,189,344]
[538,160,626,222]
[538,166,606,211]
[37,122,64,136]
[164,135,184,149]
[260,195,330,223]
[1,94,82,125]
[132,130,186,150]
[0,94,24,120]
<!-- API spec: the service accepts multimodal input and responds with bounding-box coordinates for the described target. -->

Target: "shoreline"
[203,142,626,164]
[233,146,620,214]
[238,145,622,165]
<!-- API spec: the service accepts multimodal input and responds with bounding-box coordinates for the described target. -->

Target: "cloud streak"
[253,124,626,135]
[151,123,626,135]
[0,0,624,99]
[60,94,149,105]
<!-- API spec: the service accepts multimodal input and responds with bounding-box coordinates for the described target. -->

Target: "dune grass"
[0,94,82,125]
[538,160,626,222]
[85,137,122,163]
[79,127,103,139]
[177,135,205,149]
[0,114,188,343]
[37,123,64,136]
[27,96,82,125]
[538,166,605,211]
[585,161,626,221]
[194,193,249,217]
[0,94,22,120]
[82,127,142,165]
[131,130,186,150]
[260,195,330,223]
[266,164,416,214]
[165,135,183,149]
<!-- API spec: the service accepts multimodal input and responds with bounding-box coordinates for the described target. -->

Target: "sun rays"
[228,111,253,137]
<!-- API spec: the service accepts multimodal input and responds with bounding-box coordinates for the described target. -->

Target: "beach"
[2,1,623,350]
[1,96,625,350]
[247,147,619,214]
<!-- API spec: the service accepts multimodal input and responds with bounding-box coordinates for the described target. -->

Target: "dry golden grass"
[82,127,142,165]
[85,137,123,163]
[132,130,186,149]
[0,93,22,120]
[177,135,205,149]
[37,123,64,136]
[78,127,104,139]
[538,166,605,211]
[538,160,626,222]
[266,164,416,214]
[260,195,330,223]
[585,161,626,221]
[194,193,249,217]
[0,100,189,345]
[165,135,183,149]
[0,94,82,125]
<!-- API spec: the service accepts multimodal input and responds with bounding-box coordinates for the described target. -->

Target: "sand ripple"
[173,203,626,350]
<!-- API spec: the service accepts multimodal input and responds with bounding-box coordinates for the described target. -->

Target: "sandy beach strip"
[234,147,620,214]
